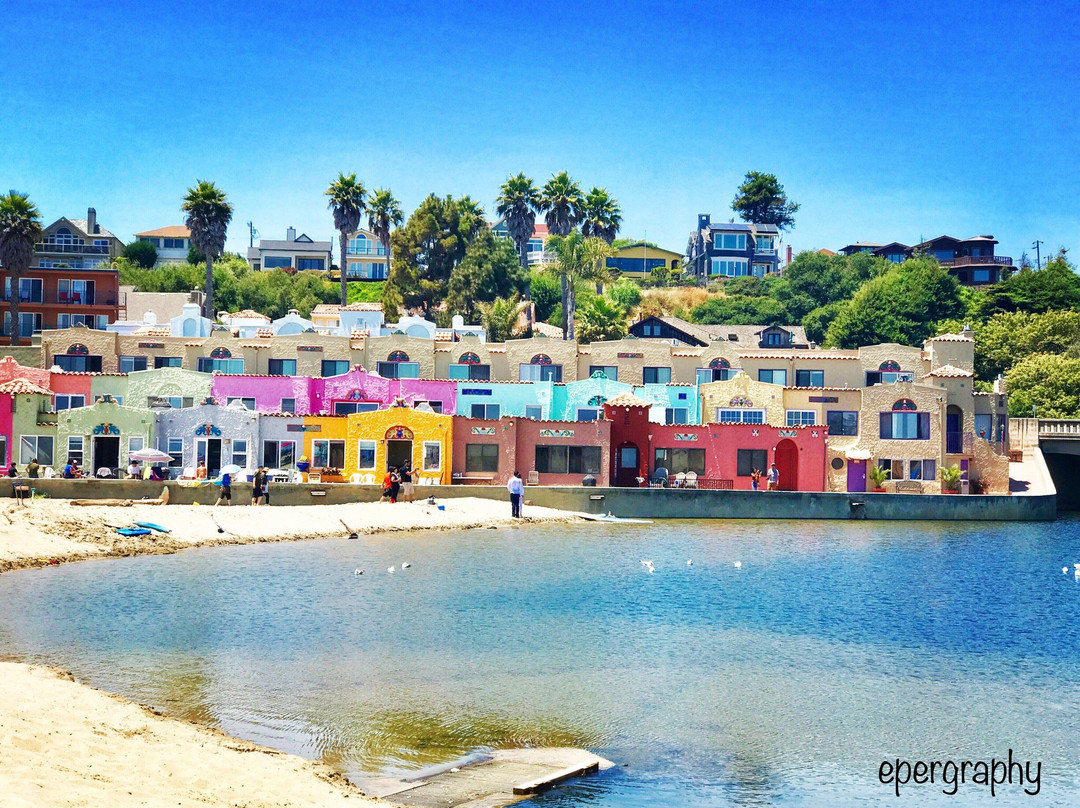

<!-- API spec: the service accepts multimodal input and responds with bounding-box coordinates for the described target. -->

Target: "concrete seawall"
[15,479,1056,521]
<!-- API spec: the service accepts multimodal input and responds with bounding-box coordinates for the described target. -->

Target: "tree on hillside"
[732,171,799,230]
[977,252,1080,317]
[366,188,404,278]
[612,237,658,250]
[974,310,1080,381]
[182,180,233,319]
[543,232,613,340]
[609,278,642,311]
[479,295,526,343]
[580,187,622,244]
[690,294,788,326]
[1005,353,1080,417]
[539,173,586,323]
[824,257,964,348]
[801,301,844,344]
[529,272,562,323]
[326,172,367,307]
[577,296,628,343]
[446,229,529,322]
[0,192,43,346]
[123,239,158,269]
[456,196,487,242]
[783,250,885,309]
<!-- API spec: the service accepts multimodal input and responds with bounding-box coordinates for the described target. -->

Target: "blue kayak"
[135,521,171,533]
[116,527,152,537]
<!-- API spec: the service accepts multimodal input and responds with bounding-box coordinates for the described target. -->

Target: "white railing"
[1039,419,1080,437]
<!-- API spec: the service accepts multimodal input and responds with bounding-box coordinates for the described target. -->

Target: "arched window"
[210,347,232,359]
[53,227,74,245]
[879,360,901,372]
[531,354,552,365]
[892,398,917,411]
[388,350,410,362]
[709,357,731,369]
[67,343,89,355]
[458,352,480,365]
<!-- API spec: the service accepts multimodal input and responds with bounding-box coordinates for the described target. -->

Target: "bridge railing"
[1038,419,1080,437]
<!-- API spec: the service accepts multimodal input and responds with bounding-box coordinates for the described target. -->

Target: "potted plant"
[868,465,888,493]
[940,464,962,494]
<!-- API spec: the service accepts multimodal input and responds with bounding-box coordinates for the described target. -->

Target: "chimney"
[286,226,296,242]
[786,245,793,265]
[87,207,98,234]
[697,214,710,231]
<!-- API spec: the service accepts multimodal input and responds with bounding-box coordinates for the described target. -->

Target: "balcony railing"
[1038,419,1080,438]
[945,255,1013,267]
[35,242,110,255]
[0,291,115,306]
[347,244,387,256]
[946,431,974,454]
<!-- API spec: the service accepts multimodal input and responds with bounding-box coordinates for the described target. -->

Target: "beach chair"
[307,472,321,483]
[684,471,698,489]
[527,470,539,485]
[674,472,686,488]
[360,473,376,485]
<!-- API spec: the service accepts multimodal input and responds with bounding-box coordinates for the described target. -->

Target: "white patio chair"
[684,470,698,489]
[674,472,686,488]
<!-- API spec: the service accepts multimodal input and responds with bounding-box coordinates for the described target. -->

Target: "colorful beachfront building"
[56,397,155,475]
[0,379,55,468]
[345,407,453,484]
[155,401,261,478]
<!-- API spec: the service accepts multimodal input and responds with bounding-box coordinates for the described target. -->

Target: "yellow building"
[300,415,349,474]
[606,242,683,280]
[346,407,452,484]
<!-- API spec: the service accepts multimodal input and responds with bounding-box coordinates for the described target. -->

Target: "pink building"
[0,356,51,389]
[210,375,318,415]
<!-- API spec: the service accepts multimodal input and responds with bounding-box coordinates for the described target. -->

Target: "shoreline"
[0,496,581,573]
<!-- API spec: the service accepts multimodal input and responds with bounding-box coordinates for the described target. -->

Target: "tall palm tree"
[580,187,622,244]
[366,188,403,282]
[0,192,44,346]
[544,232,614,341]
[538,172,585,329]
[182,181,233,320]
[455,195,486,243]
[326,173,367,306]
[496,173,541,322]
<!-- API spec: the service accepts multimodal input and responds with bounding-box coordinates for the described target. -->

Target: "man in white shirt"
[128,460,141,479]
[507,470,525,518]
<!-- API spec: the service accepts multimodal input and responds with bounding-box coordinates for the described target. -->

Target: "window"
[471,403,501,419]
[56,313,105,330]
[263,440,296,469]
[765,331,787,346]
[8,277,43,303]
[755,235,775,253]
[910,459,936,481]
[231,439,248,469]
[334,401,379,415]
[312,439,345,469]
[128,436,144,455]
[654,447,705,475]
[665,408,689,425]
[357,440,376,470]
[576,408,599,421]
[865,363,914,385]
[263,256,292,269]
[714,232,747,250]
[640,323,662,337]
[525,405,543,420]
[535,445,602,475]
[376,361,420,379]
[155,356,182,368]
[880,411,930,440]
[423,441,441,471]
[20,435,54,466]
[827,410,858,436]
[794,369,824,387]
[448,363,491,380]
[697,367,735,383]
[716,408,766,424]
[57,279,95,305]
[519,363,562,382]
[589,365,618,380]
[157,396,194,409]
[0,436,5,466]
[167,438,183,467]
[643,367,671,384]
[163,238,185,249]
[268,359,297,376]
[54,355,102,372]
[296,257,325,271]
[786,410,818,426]
[973,269,992,283]
[67,437,84,465]
[736,449,768,477]
[322,360,349,377]
[419,400,443,413]
[197,357,244,374]
[55,394,86,411]
[710,259,749,276]
[227,397,256,410]
[758,369,787,385]
[119,356,148,373]
[877,459,905,480]
[281,398,296,414]
[466,444,499,473]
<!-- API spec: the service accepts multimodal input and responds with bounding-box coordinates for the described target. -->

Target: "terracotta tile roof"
[783,386,862,392]
[256,328,273,338]
[671,351,702,357]
[530,322,563,339]
[737,352,857,360]
[0,379,53,395]
[486,346,507,353]
[577,347,591,354]
[135,225,190,238]
[928,333,974,342]
[605,392,652,408]
[52,371,128,376]
[341,302,382,312]
[311,304,341,316]
[228,309,272,321]
[434,333,453,342]
[349,329,369,338]
[923,365,973,378]
[133,326,172,337]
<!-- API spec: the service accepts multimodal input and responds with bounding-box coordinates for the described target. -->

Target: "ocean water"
[1,517,1079,806]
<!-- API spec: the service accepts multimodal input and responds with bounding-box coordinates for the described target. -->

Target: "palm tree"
[366,188,403,282]
[0,192,43,346]
[479,295,526,343]
[326,173,367,306]
[182,181,233,320]
[496,173,541,323]
[544,232,614,341]
[576,296,628,343]
[538,172,585,328]
[580,187,622,244]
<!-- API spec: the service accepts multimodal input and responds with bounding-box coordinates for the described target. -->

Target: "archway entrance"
[946,405,964,453]
[92,436,120,475]
[774,439,798,491]
[384,426,413,471]
[614,441,640,487]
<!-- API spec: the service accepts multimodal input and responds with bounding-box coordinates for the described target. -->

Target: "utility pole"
[1032,239,1043,269]
[247,221,258,249]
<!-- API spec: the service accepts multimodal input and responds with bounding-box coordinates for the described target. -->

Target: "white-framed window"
[20,435,54,465]
[716,408,766,424]
[423,441,441,471]
[710,259,749,277]
[119,356,148,373]
[786,410,817,426]
[67,436,84,465]
[754,235,775,253]
[227,397,256,410]
[576,408,599,421]
[471,403,500,419]
[167,438,183,467]
[0,436,6,466]
[281,398,296,414]
[128,436,144,455]
[524,405,543,420]
[357,440,376,470]
[333,401,379,415]
[758,369,787,385]
[55,394,86,411]
[665,407,689,425]
[231,439,248,469]
[713,232,747,250]
[312,439,345,469]
[643,366,671,384]
[262,440,296,469]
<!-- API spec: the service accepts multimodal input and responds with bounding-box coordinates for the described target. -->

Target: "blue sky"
[4,0,1078,265]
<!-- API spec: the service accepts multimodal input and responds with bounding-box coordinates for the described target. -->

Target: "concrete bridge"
[1012,418,1080,510]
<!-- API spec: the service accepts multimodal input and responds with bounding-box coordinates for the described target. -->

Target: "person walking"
[400,462,414,502]
[389,467,402,503]
[216,470,232,506]
[261,469,271,506]
[507,470,525,518]
[251,467,266,506]
[767,463,780,491]
[750,468,761,491]
[380,468,394,502]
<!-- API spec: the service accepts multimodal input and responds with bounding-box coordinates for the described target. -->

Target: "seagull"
[354,568,364,576]
[1065,567,1070,575]
[687,560,693,566]
[640,560,655,574]
[402,562,411,569]
[388,566,395,573]
[733,561,742,569]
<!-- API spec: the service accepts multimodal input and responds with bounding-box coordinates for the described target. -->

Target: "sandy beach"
[0,495,580,573]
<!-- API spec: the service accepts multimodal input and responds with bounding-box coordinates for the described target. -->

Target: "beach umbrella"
[129,448,172,463]
[219,464,243,476]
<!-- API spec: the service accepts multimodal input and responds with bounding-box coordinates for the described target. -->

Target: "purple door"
[847,459,867,492]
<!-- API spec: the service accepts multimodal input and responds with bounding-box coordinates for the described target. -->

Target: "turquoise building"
[454,380,554,420]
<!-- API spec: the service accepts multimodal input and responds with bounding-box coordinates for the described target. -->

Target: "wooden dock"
[361,748,615,808]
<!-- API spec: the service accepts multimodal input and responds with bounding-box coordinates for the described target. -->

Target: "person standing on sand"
[750,468,761,491]
[389,467,402,503]
[507,470,525,518]
[400,462,414,502]
[261,469,271,506]
[216,470,232,506]
[251,467,266,506]
[767,463,779,491]
[380,469,394,502]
